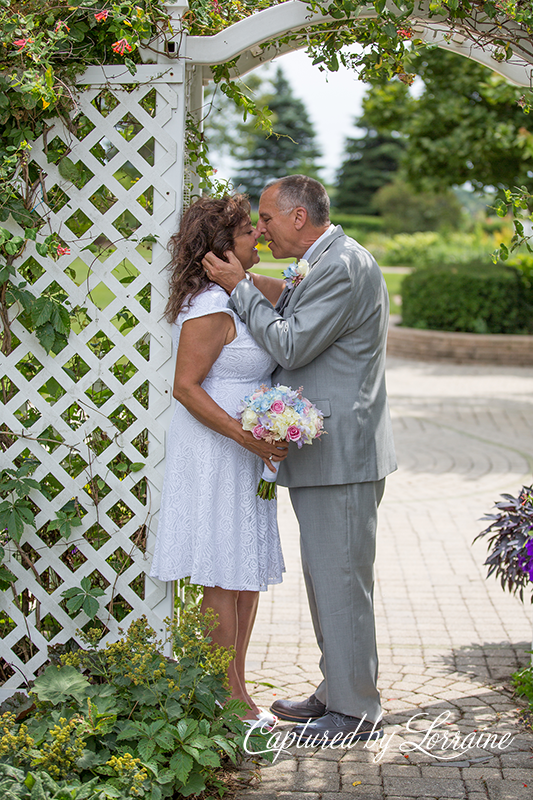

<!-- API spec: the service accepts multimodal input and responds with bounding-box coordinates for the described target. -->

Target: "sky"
[209,48,369,186]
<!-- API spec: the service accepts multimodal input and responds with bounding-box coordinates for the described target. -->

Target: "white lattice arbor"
[2,0,533,699]
[0,64,188,698]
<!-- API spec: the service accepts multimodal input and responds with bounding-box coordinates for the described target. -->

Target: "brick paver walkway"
[236,357,533,800]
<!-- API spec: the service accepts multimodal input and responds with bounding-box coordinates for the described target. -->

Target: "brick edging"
[386,317,533,366]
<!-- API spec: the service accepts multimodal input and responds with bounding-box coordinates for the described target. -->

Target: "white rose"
[297,259,310,278]
[241,408,258,430]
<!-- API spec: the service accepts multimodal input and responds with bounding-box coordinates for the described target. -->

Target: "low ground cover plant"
[0,609,269,799]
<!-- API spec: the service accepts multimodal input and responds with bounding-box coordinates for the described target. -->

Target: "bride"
[150,194,287,723]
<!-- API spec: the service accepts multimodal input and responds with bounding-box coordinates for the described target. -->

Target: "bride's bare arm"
[173,313,287,468]
[248,272,285,306]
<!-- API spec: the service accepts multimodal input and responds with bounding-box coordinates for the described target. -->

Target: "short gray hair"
[266,175,330,227]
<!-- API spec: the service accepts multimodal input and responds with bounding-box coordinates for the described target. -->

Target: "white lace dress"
[150,284,285,591]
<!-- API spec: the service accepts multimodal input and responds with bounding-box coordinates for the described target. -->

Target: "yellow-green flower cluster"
[106,752,149,796]
[103,615,164,685]
[31,716,84,779]
[172,607,234,684]
[0,712,34,762]
[60,651,82,668]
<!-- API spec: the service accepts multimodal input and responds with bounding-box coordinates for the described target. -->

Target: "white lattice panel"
[0,67,187,696]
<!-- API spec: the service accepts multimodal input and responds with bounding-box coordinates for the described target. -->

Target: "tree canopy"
[361,49,533,195]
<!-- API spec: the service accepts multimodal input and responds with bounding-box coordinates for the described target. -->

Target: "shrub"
[0,611,271,799]
[329,213,385,236]
[474,485,533,601]
[400,260,533,334]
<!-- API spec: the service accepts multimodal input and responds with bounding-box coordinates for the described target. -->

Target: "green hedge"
[329,213,385,234]
[401,261,533,335]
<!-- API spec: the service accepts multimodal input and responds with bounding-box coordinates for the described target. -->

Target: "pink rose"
[270,400,285,414]
[252,424,266,440]
[286,425,301,442]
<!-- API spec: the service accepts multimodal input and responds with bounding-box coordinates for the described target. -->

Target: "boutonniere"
[282,259,310,288]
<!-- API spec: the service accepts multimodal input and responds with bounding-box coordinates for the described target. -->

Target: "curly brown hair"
[164,194,251,323]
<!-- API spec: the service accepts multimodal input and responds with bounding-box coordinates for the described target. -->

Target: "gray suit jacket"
[229,226,397,488]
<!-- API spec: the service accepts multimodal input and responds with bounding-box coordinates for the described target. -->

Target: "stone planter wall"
[387,317,533,366]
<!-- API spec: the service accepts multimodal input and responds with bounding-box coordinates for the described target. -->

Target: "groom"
[203,175,396,741]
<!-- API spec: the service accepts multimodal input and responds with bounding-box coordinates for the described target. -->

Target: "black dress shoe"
[292,711,383,744]
[269,693,327,722]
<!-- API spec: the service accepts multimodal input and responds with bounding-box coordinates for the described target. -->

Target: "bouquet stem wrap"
[258,461,280,500]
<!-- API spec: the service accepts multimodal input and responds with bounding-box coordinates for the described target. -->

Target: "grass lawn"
[252,249,406,315]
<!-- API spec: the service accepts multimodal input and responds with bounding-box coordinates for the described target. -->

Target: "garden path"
[236,356,533,800]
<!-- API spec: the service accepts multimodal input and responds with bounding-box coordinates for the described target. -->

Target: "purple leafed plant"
[474,485,533,602]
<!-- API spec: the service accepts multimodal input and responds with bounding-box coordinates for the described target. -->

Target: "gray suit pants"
[289,479,385,722]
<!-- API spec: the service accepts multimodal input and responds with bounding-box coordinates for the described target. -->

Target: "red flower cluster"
[14,38,28,50]
[54,20,70,33]
[57,245,71,256]
[397,28,413,39]
[111,38,133,54]
[94,9,110,22]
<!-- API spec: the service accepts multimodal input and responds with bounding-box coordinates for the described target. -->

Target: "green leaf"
[176,718,197,742]
[32,665,90,705]
[155,768,174,784]
[195,748,220,767]
[4,239,23,255]
[35,242,50,257]
[193,688,215,716]
[130,462,144,472]
[24,228,37,241]
[0,565,17,590]
[30,297,54,328]
[66,593,86,613]
[57,156,81,183]
[48,512,82,540]
[61,586,82,599]
[179,770,206,797]
[3,503,35,542]
[28,773,46,799]
[125,58,137,76]
[138,738,156,762]
[35,323,56,354]
[82,594,100,619]
[169,750,193,784]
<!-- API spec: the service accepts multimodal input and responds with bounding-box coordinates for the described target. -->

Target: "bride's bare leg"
[235,590,260,710]
[201,586,260,717]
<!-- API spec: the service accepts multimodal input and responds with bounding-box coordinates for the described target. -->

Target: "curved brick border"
[387,316,533,365]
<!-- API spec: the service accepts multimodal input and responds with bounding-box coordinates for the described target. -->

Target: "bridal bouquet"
[239,384,325,499]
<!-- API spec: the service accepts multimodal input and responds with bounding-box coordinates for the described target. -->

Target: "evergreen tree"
[334,127,404,214]
[232,68,321,204]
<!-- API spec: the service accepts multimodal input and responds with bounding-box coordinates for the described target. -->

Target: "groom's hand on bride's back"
[202,251,246,294]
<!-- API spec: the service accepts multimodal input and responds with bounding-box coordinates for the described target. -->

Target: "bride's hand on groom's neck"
[202,251,246,294]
